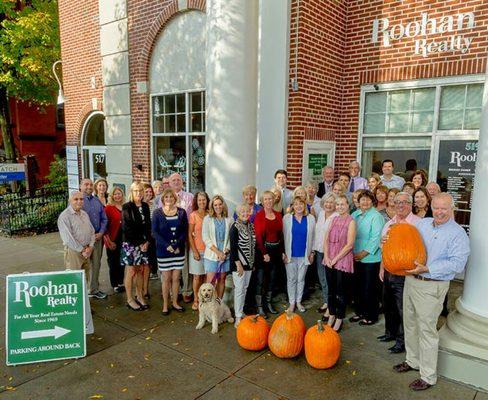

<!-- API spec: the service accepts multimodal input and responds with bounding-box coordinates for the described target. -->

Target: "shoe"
[143,293,151,300]
[393,362,416,373]
[359,319,376,326]
[134,297,150,310]
[377,334,395,342]
[234,317,241,328]
[388,344,405,354]
[297,303,306,313]
[317,305,328,313]
[409,379,432,391]
[161,309,170,316]
[333,319,343,333]
[113,286,125,294]
[255,295,268,319]
[89,290,108,299]
[265,292,278,314]
[149,273,159,280]
[348,315,361,323]
[182,295,192,304]
[126,302,142,311]
[321,314,329,322]
[173,305,185,313]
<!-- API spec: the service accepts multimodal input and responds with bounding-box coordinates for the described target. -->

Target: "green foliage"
[44,154,67,188]
[0,0,60,104]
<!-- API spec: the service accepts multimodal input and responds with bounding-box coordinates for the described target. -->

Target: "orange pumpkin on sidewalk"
[236,315,270,351]
[382,223,427,276]
[268,310,306,358]
[304,320,341,369]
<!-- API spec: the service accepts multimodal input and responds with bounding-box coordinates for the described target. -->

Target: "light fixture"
[52,60,65,105]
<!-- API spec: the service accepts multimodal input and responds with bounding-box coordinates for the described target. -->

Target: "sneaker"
[149,273,159,280]
[89,290,108,299]
[113,286,125,294]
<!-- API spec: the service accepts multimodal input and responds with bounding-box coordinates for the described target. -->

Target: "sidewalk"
[0,233,484,399]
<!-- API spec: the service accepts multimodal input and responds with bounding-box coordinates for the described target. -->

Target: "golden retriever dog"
[195,283,234,334]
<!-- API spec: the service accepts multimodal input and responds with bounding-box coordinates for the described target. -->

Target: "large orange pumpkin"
[304,320,341,369]
[236,315,270,351]
[382,223,427,276]
[268,310,306,358]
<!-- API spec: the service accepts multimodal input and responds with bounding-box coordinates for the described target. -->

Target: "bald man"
[58,191,95,280]
[393,193,470,391]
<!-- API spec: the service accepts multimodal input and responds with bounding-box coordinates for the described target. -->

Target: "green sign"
[6,270,86,365]
[308,153,328,176]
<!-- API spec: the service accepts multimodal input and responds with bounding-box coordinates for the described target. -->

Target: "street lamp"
[52,60,64,105]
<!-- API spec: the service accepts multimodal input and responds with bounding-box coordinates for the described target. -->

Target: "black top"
[229,220,256,272]
[121,201,152,246]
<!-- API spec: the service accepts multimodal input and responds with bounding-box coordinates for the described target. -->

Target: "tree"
[0,0,60,163]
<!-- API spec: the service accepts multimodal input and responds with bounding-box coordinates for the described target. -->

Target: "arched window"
[81,112,106,180]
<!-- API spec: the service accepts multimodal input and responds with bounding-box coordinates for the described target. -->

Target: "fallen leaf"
[172,342,179,346]
[8,377,12,381]
[96,370,100,374]
[352,370,357,376]
[5,386,16,391]
[346,360,351,364]
[110,363,114,368]
[145,337,151,341]
[121,388,128,392]
[128,376,135,379]
[89,395,103,399]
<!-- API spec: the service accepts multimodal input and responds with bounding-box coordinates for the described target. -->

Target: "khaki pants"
[64,247,91,284]
[89,239,103,294]
[181,249,193,296]
[403,275,449,385]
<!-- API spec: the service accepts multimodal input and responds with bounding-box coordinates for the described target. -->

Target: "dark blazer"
[151,207,188,258]
[121,201,152,246]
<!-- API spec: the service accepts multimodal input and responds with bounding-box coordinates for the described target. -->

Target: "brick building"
[58,0,487,207]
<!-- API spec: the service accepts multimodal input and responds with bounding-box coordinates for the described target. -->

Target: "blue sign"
[0,164,25,183]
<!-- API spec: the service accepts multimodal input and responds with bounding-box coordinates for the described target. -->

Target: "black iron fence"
[0,186,68,236]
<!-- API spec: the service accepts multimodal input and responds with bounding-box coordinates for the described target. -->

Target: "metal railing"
[0,186,68,236]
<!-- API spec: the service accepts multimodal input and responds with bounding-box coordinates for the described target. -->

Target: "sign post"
[6,270,86,365]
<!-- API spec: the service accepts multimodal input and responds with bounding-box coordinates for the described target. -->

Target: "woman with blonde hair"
[368,173,381,193]
[152,188,188,315]
[283,197,316,313]
[94,178,109,207]
[202,195,233,299]
[104,186,125,293]
[121,182,152,311]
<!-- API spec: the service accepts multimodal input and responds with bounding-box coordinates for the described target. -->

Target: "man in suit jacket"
[273,169,293,213]
[317,166,335,198]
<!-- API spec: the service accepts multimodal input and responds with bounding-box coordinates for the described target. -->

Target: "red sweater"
[253,209,283,256]
[105,205,122,241]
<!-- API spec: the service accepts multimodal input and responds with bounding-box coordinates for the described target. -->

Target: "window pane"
[364,114,385,134]
[412,88,435,110]
[153,96,163,114]
[465,109,481,129]
[154,136,187,181]
[176,93,185,113]
[466,84,483,108]
[440,86,465,110]
[92,152,107,180]
[177,114,186,133]
[411,112,433,132]
[189,136,205,193]
[164,95,175,114]
[388,113,409,133]
[389,90,410,111]
[365,92,386,113]
[165,114,176,133]
[191,112,203,132]
[439,110,463,130]
[191,92,203,112]
[153,116,164,133]
[84,114,105,145]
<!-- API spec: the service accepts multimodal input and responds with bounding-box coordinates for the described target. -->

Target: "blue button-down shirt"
[415,218,470,281]
[380,174,405,190]
[82,194,108,234]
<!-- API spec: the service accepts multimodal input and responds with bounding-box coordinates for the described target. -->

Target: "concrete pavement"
[0,233,484,399]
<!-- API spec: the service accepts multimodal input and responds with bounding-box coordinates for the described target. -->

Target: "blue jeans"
[316,252,328,304]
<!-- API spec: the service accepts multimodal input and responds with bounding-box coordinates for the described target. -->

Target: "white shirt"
[313,211,338,252]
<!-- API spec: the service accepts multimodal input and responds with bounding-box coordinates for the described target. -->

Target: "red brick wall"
[338,0,488,174]
[286,0,347,187]
[58,0,103,149]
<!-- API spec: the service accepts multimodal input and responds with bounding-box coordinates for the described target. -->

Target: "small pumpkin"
[382,223,427,276]
[268,310,306,358]
[304,320,341,369]
[236,315,270,351]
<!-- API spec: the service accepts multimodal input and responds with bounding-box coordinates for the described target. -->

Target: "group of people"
[57,159,470,392]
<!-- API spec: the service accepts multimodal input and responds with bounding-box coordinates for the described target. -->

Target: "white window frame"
[357,74,485,181]
[80,111,106,181]
[150,89,206,192]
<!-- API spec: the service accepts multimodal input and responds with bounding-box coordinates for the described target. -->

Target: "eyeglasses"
[394,201,410,205]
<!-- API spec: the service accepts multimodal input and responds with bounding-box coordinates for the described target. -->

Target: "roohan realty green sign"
[6,270,86,365]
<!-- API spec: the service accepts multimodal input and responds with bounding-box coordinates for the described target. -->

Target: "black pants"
[255,243,281,296]
[383,271,405,346]
[326,267,349,319]
[355,261,380,322]
[148,237,158,274]
[107,233,124,288]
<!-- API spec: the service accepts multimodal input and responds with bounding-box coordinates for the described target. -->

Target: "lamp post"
[52,60,64,105]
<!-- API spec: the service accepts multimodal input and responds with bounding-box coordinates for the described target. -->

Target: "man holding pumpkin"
[379,192,420,355]
[393,193,470,391]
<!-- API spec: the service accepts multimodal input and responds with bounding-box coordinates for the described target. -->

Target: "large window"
[82,112,106,181]
[152,90,205,193]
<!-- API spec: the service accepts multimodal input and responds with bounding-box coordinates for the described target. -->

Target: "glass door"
[82,146,107,181]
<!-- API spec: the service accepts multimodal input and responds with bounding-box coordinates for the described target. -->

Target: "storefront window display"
[152,91,205,193]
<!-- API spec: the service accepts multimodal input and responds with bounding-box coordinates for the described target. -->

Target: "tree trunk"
[0,86,17,163]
